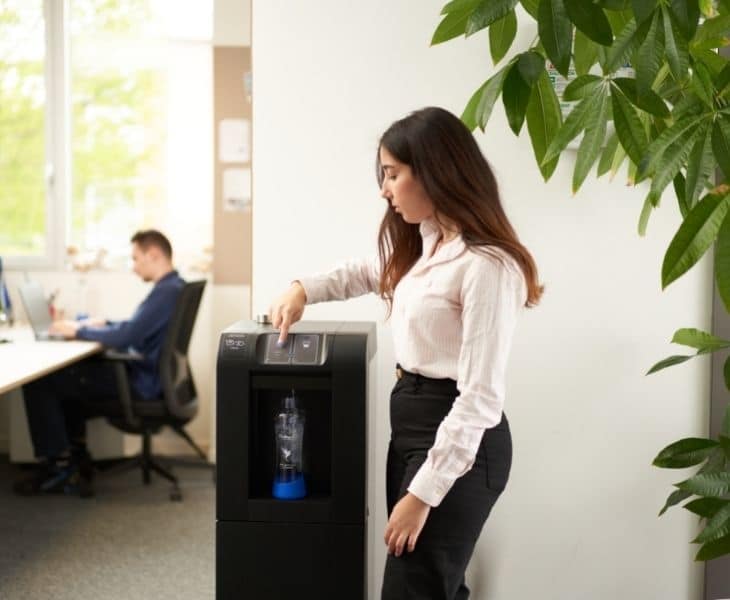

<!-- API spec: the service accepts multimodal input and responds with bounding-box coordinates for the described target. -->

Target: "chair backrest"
[158,279,206,421]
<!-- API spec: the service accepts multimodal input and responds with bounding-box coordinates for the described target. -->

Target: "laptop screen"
[18,281,53,335]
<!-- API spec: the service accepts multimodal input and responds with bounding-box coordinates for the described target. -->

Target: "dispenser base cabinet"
[216,320,376,600]
[217,522,364,598]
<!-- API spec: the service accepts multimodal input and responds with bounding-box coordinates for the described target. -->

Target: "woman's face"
[379,146,435,224]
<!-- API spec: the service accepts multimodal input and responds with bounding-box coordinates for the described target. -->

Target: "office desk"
[0,326,102,395]
[0,326,106,461]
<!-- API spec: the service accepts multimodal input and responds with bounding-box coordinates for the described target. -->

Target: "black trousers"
[21,357,120,459]
[381,367,512,600]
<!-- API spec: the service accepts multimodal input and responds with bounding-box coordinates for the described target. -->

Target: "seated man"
[14,229,185,497]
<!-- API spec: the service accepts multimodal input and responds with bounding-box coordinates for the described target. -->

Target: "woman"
[270,106,542,600]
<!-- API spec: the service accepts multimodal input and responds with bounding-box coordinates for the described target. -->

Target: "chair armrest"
[103,349,145,362]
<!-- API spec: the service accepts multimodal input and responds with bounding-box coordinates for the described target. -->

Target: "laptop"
[18,281,66,341]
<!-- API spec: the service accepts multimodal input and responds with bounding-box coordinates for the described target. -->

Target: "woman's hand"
[384,492,431,557]
[270,282,307,344]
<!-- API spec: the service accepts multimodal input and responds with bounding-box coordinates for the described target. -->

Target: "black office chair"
[98,279,211,501]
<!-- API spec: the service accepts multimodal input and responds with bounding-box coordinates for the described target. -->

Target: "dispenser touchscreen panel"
[292,334,319,364]
[262,334,291,364]
[260,333,322,365]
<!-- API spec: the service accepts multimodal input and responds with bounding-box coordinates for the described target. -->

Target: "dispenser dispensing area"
[216,320,376,599]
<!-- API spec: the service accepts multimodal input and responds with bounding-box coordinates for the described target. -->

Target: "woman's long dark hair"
[376,106,543,310]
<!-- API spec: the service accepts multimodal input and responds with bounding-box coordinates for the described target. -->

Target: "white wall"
[252,2,709,599]
[214,0,250,46]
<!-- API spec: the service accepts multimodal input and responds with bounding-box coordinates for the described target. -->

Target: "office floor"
[0,455,215,600]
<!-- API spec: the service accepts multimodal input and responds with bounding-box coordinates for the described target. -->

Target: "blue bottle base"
[272,474,307,499]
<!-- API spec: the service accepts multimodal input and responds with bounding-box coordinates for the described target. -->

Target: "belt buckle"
[396,367,403,380]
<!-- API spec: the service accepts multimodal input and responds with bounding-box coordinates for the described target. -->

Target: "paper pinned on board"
[222,168,251,212]
[219,118,250,163]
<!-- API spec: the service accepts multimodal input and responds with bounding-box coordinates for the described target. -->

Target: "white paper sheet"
[219,118,250,163]
[222,168,251,212]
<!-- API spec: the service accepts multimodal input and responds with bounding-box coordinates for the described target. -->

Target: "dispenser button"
[264,334,292,364]
[292,334,320,364]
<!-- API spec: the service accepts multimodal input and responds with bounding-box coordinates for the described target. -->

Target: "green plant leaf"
[632,0,656,25]
[637,115,705,181]
[653,438,719,468]
[693,13,730,48]
[669,0,700,39]
[503,61,532,134]
[543,87,603,163]
[466,0,519,37]
[573,87,609,192]
[661,6,689,82]
[672,328,730,351]
[462,80,490,131]
[489,10,518,64]
[520,0,539,19]
[573,29,599,76]
[636,11,664,98]
[715,63,730,97]
[723,401,730,435]
[696,534,730,561]
[674,172,689,218]
[713,118,730,180]
[440,0,482,15]
[597,132,619,177]
[692,61,716,107]
[650,124,703,199]
[684,126,716,209]
[539,0,573,77]
[638,190,655,235]
[662,192,730,289]
[646,354,695,374]
[599,0,631,10]
[719,435,730,459]
[677,472,730,497]
[684,498,730,518]
[518,51,546,85]
[461,64,511,132]
[659,488,693,516]
[432,5,478,44]
[716,211,730,313]
[563,74,602,101]
[611,77,670,117]
[695,503,730,544]
[606,17,638,71]
[526,69,562,181]
[564,0,613,46]
[609,136,628,179]
[611,83,649,164]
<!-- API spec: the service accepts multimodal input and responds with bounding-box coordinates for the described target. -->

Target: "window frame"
[5,0,68,270]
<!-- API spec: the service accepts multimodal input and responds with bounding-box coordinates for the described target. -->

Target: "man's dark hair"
[130,229,173,260]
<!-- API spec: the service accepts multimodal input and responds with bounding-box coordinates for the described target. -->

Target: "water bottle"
[272,390,307,500]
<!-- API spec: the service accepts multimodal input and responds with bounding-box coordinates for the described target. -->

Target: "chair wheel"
[170,488,182,501]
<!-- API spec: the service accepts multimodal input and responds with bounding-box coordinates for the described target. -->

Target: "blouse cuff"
[293,277,322,305]
[407,462,452,508]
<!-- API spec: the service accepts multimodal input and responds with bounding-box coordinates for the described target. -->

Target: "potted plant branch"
[431,0,730,561]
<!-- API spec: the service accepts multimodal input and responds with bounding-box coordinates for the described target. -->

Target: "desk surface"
[0,326,102,395]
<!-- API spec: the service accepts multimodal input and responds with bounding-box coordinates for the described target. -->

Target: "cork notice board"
[213,47,252,285]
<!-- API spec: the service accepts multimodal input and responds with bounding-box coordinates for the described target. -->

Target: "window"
[0,1,48,258]
[0,0,213,269]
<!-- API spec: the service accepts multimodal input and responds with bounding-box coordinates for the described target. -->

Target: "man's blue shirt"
[75,270,185,399]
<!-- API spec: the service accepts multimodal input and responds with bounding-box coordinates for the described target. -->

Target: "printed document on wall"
[222,168,251,212]
[219,118,250,163]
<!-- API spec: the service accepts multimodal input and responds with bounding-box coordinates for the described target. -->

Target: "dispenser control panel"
[260,333,322,365]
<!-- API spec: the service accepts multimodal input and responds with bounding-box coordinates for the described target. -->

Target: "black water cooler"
[216,320,376,600]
